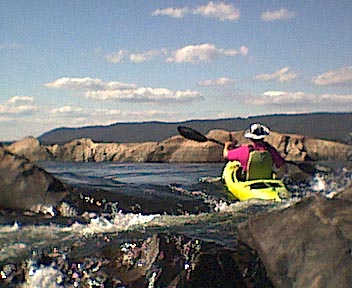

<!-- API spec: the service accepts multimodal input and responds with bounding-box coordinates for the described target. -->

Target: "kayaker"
[223,123,287,179]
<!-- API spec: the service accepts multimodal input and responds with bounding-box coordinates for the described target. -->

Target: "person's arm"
[268,146,288,174]
[223,141,233,159]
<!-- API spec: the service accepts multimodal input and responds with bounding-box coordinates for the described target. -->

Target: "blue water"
[38,162,224,186]
[37,161,352,199]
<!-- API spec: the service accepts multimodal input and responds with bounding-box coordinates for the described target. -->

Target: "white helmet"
[244,123,270,140]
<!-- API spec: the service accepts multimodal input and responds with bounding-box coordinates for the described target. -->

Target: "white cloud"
[104,45,248,64]
[50,106,84,115]
[0,105,38,115]
[45,77,136,90]
[261,8,296,22]
[151,7,189,18]
[167,43,248,63]
[46,77,203,103]
[255,67,297,83]
[129,50,159,63]
[320,93,352,102]
[7,96,34,105]
[167,43,217,63]
[0,96,38,115]
[198,77,235,86]
[151,1,240,22]
[312,66,352,86]
[220,46,249,56]
[105,49,128,63]
[250,90,352,106]
[105,49,159,64]
[192,1,240,21]
[85,87,203,103]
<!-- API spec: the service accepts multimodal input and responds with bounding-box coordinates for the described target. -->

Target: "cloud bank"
[0,96,38,115]
[46,77,203,103]
[250,90,352,107]
[312,66,352,86]
[105,44,248,64]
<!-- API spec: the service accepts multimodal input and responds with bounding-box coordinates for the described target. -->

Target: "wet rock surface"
[238,187,352,288]
[0,233,273,288]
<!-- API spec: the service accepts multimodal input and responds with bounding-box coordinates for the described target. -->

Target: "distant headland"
[37,112,352,145]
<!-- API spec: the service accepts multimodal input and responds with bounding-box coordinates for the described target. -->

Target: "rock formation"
[238,187,352,288]
[6,136,54,161]
[0,145,68,212]
[3,186,352,287]
[6,129,352,163]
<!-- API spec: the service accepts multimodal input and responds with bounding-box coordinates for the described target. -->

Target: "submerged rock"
[238,187,352,288]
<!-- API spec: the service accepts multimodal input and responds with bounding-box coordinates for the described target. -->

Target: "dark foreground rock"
[0,233,272,288]
[0,145,68,212]
[238,186,352,288]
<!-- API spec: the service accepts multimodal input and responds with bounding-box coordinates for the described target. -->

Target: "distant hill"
[38,112,352,145]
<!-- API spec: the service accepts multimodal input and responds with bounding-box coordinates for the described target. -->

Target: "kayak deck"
[222,161,290,201]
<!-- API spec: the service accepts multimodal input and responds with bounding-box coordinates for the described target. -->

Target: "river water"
[1,162,351,287]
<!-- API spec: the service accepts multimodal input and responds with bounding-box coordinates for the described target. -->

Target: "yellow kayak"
[222,161,290,202]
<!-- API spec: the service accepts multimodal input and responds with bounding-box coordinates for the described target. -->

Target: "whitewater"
[0,162,351,287]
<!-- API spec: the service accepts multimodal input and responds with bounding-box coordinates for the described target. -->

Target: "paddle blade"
[177,126,208,142]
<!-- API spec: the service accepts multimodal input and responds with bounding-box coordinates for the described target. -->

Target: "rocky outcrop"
[304,138,352,161]
[46,138,158,162]
[0,145,68,212]
[238,187,352,288]
[6,130,352,163]
[6,136,54,161]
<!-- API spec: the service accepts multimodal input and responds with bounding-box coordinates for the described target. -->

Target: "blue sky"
[1,0,351,141]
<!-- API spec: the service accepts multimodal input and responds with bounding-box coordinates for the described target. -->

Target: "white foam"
[68,212,158,235]
[22,263,64,288]
[0,222,20,233]
[311,174,327,192]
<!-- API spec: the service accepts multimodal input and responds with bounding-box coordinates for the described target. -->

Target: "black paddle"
[177,125,319,175]
[177,125,225,147]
